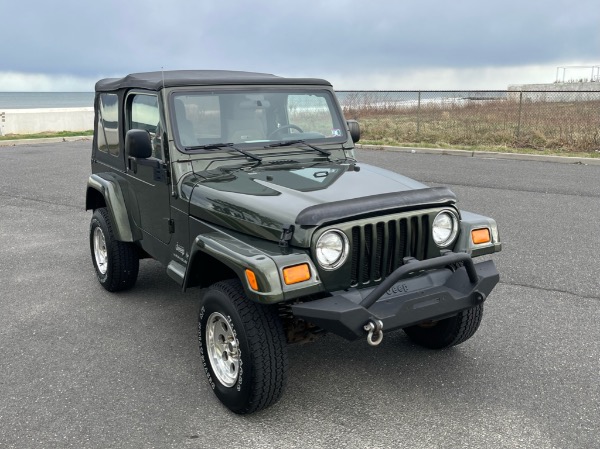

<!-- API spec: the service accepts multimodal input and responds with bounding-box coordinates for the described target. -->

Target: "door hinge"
[168,219,175,234]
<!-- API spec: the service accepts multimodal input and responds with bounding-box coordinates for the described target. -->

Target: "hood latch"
[279,224,295,249]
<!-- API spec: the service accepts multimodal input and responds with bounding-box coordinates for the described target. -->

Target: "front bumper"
[291,252,499,341]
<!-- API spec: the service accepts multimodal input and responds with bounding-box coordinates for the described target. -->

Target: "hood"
[185,161,448,247]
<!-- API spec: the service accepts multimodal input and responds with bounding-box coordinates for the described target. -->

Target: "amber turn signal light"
[283,264,311,285]
[245,269,259,291]
[471,228,491,245]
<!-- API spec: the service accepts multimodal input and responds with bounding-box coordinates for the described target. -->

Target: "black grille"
[350,215,429,287]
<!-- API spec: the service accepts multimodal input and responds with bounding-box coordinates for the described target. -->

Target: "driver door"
[126,92,172,244]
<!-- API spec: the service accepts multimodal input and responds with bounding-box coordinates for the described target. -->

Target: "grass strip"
[0,130,93,141]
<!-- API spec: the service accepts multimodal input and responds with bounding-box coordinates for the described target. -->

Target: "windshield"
[171,89,346,150]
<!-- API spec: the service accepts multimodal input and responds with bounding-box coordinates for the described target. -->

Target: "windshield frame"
[167,85,348,154]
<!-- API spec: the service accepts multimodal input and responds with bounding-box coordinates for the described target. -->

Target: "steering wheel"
[268,124,304,138]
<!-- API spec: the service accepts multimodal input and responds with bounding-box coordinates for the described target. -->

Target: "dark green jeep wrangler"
[86,70,501,414]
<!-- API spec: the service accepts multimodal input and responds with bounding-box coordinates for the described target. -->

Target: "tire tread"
[208,280,288,414]
[91,208,139,292]
[404,304,483,349]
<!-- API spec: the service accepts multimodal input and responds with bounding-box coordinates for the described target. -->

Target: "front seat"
[227,102,266,142]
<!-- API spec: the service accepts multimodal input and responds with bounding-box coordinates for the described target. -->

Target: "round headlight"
[315,230,349,270]
[432,210,459,247]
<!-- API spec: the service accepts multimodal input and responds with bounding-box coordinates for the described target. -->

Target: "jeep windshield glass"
[171,89,346,151]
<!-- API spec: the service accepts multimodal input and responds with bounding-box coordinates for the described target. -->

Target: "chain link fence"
[337,90,600,153]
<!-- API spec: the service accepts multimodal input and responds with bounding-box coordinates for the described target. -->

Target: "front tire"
[90,208,139,292]
[403,304,483,349]
[198,280,288,414]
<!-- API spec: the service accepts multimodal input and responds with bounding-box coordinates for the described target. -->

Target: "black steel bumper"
[291,253,499,341]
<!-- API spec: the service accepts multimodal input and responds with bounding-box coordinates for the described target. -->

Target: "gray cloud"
[1,0,598,86]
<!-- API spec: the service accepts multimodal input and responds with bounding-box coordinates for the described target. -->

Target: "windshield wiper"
[185,142,262,162]
[266,139,331,157]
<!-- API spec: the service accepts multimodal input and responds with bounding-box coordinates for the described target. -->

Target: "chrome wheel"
[93,227,108,275]
[206,312,240,387]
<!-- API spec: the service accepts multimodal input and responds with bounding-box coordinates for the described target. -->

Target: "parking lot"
[0,141,598,448]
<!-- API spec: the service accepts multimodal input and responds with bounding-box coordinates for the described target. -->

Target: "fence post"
[416,91,421,136]
[516,91,523,138]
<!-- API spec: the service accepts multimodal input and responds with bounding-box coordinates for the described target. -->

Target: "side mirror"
[126,129,152,159]
[347,120,360,143]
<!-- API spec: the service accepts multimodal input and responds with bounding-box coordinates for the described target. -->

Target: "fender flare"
[180,228,322,304]
[184,233,283,303]
[86,174,135,242]
[455,210,502,256]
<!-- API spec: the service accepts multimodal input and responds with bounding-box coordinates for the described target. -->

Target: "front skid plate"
[291,260,499,340]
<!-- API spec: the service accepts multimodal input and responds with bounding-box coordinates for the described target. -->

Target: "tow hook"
[364,319,384,346]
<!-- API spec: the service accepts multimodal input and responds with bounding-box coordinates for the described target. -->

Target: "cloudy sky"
[1,0,598,91]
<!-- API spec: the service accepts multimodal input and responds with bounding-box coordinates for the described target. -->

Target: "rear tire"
[403,304,483,349]
[90,208,139,292]
[198,280,288,414]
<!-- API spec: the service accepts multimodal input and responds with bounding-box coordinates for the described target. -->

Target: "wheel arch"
[184,250,238,290]
[182,233,285,303]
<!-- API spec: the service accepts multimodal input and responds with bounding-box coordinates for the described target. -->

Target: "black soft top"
[95,70,332,92]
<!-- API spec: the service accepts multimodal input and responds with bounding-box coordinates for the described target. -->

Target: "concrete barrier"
[507,82,600,102]
[0,107,93,135]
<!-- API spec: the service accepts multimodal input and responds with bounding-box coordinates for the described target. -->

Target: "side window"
[129,94,161,158]
[97,93,119,156]
[130,94,159,133]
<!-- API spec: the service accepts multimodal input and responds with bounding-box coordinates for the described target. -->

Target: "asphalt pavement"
[0,141,598,449]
